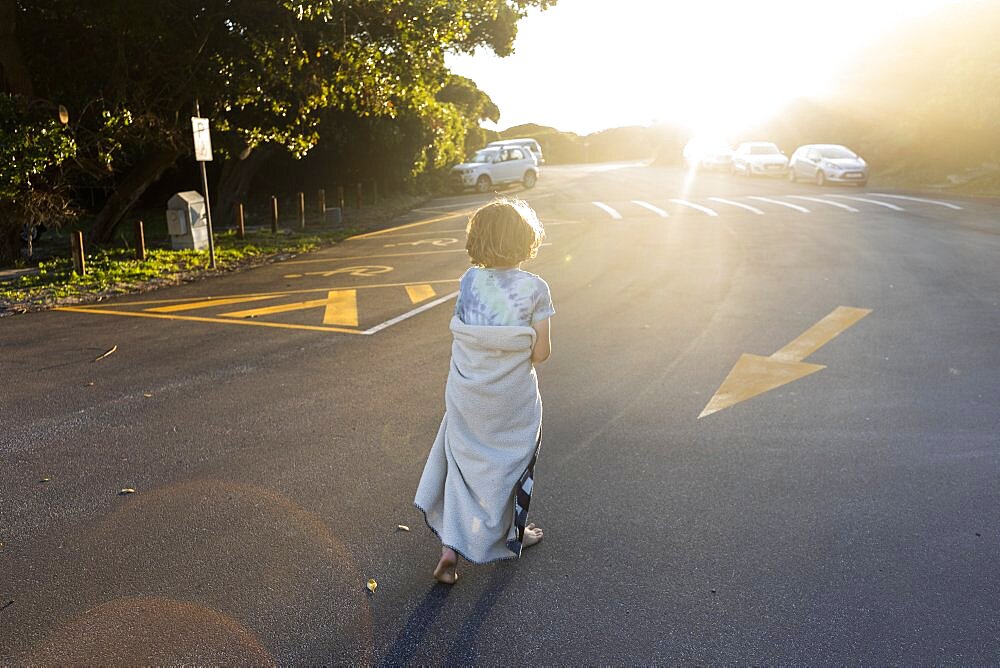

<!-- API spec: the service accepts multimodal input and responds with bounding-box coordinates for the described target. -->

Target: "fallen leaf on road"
[366,579,378,593]
[396,524,410,532]
[119,488,136,495]
[93,345,118,362]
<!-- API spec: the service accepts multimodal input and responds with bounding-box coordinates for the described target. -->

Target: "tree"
[0,0,76,264]
[437,74,501,155]
[12,0,555,243]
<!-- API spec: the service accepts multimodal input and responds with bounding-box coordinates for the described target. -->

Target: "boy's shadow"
[380,565,516,666]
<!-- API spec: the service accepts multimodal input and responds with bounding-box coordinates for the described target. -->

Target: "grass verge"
[1,194,426,315]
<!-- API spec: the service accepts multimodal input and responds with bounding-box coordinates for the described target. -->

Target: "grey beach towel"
[414,316,542,563]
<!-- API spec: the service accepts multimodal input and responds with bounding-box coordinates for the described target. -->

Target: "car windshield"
[471,150,496,163]
[749,145,780,155]
[817,146,857,159]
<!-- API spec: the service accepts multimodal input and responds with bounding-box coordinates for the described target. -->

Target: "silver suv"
[450,146,539,193]
[487,138,544,165]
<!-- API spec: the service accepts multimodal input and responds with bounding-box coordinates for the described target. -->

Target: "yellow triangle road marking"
[220,289,358,328]
[698,354,825,418]
[405,284,437,304]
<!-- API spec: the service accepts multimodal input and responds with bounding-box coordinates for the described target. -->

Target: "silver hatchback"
[789,144,868,186]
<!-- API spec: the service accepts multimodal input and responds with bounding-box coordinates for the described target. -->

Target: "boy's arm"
[531,318,551,363]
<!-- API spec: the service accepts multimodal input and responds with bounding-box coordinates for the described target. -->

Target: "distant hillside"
[748,0,1000,190]
[484,123,687,165]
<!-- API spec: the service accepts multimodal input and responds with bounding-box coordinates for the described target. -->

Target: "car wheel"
[522,171,537,189]
[816,170,826,186]
[475,175,492,193]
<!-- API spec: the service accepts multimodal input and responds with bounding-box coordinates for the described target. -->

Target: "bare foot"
[523,522,544,548]
[433,547,458,584]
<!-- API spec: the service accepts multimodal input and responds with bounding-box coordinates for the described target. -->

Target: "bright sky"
[446,0,963,137]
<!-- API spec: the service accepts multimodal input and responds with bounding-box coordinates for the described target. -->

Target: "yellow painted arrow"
[699,306,872,419]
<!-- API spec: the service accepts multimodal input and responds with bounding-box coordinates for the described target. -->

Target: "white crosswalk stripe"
[591,201,623,220]
[868,193,962,210]
[670,198,718,216]
[747,196,810,213]
[631,200,669,217]
[707,197,764,214]
[828,195,906,211]
[786,195,860,212]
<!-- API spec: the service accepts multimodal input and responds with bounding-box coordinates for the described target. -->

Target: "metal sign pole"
[193,100,217,269]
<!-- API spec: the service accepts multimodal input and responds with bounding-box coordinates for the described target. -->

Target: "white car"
[487,138,544,165]
[788,144,868,186]
[450,146,539,193]
[731,142,789,177]
[683,136,732,171]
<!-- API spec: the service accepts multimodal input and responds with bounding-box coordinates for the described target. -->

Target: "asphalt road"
[2,163,998,664]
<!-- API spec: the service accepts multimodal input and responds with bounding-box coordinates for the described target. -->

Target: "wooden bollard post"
[336,185,345,211]
[135,220,146,261]
[372,181,379,205]
[271,196,279,234]
[70,231,86,276]
[298,191,306,229]
[355,183,363,208]
[318,189,326,223]
[236,202,246,239]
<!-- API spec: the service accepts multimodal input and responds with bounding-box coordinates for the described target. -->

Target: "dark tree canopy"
[1,0,555,249]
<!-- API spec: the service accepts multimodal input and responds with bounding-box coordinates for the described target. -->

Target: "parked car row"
[686,139,869,186]
[449,137,543,193]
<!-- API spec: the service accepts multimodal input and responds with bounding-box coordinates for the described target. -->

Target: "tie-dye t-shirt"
[455,267,555,327]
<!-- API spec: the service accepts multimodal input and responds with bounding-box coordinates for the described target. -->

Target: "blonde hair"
[465,198,544,267]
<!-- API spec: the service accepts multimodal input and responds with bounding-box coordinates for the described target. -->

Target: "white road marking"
[786,195,860,212]
[363,291,460,335]
[828,195,906,211]
[591,201,623,220]
[707,197,764,215]
[631,200,669,217]
[670,199,718,216]
[747,196,810,213]
[868,193,963,210]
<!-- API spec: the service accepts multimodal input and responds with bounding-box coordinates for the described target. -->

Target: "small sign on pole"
[191,117,214,162]
[191,104,217,269]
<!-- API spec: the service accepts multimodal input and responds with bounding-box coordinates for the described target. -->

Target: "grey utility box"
[166,191,209,250]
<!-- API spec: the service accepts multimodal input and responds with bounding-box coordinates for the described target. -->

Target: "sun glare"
[447,0,962,136]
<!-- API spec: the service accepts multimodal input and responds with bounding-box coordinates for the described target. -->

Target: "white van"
[486,138,544,165]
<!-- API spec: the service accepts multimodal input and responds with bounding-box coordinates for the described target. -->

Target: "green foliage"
[438,74,500,158]
[7,0,555,245]
[0,94,76,200]
[0,227,352,304]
